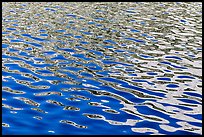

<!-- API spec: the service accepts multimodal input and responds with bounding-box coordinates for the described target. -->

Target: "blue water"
[2,2,202,135]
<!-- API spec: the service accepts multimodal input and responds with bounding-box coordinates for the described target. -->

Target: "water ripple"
[2,2,202,135]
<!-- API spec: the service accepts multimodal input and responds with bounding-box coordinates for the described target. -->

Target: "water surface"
[2,2,202,135]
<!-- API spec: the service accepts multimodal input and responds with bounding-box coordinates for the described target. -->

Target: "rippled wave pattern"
[2,2,202,135]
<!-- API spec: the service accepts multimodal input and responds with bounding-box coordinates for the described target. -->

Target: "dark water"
[2,2,202,135]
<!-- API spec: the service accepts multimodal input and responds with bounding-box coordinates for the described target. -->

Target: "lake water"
[2,2,202,135]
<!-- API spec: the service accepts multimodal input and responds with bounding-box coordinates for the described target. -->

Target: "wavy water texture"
[2,2,202,135]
